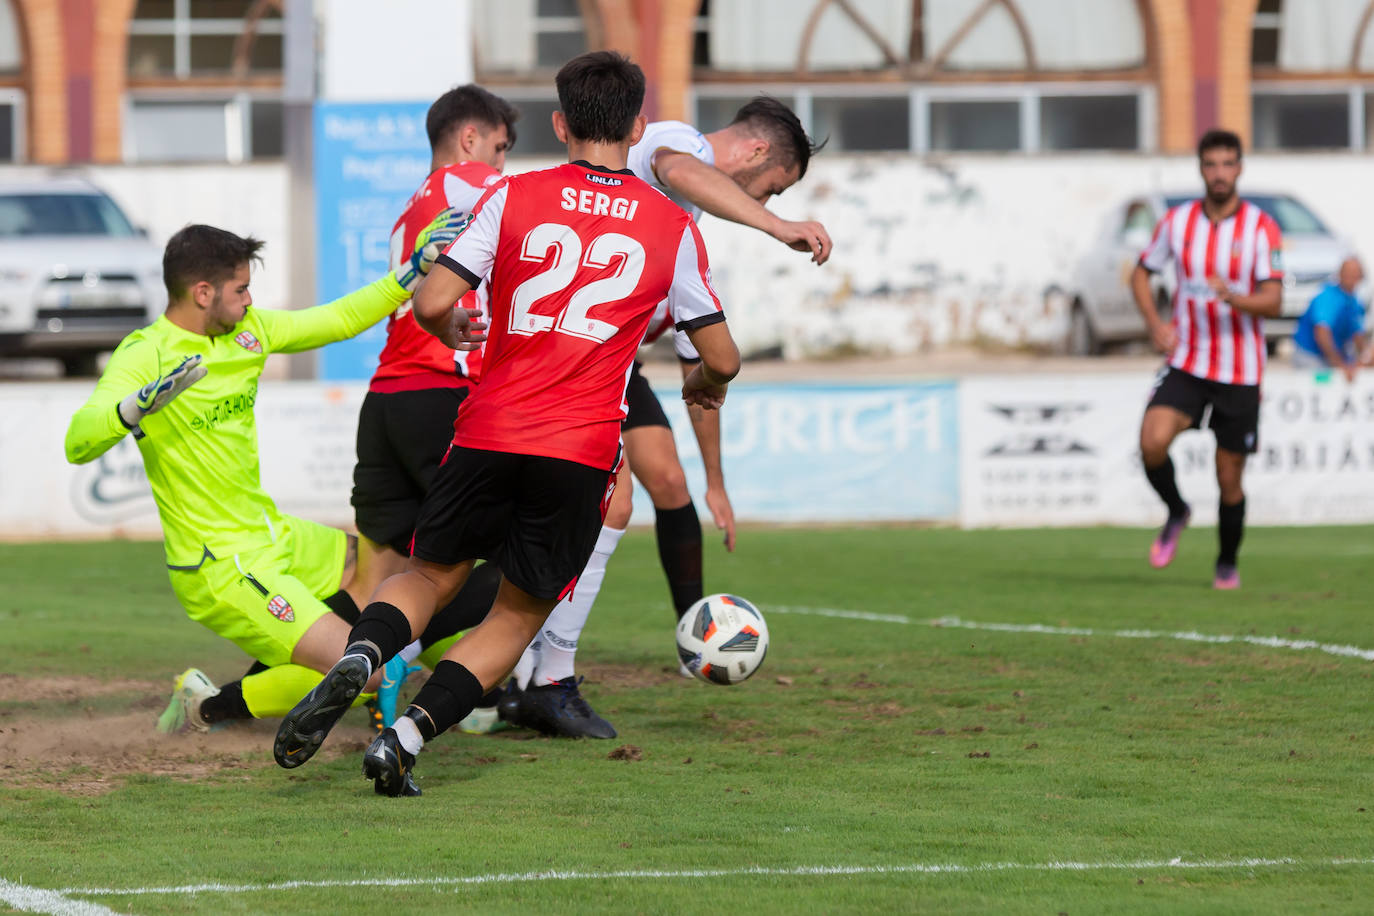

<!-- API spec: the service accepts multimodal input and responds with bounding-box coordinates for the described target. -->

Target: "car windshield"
[1163,194,1328,235]
[0,193,138,238]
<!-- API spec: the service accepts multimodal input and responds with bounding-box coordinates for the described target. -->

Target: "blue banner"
[635,381,960,524]
[313,101,431,380]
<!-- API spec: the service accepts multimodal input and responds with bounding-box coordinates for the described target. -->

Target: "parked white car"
[1067,191,1347,355]
[0,177,165,375]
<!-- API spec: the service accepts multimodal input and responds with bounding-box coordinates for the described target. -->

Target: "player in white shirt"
[503,97,831,738]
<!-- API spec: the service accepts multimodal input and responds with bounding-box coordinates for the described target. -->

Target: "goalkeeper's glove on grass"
[117,353,207,439]
[396,207,474,293]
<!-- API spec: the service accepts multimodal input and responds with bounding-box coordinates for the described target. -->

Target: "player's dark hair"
[427,84,520,153]
[1197,128,1242,160]
[555,51,645,144]
[730,95,825,180]
[162,224,264,302]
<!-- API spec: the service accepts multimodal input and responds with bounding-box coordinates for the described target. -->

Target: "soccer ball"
[675,593,770,685]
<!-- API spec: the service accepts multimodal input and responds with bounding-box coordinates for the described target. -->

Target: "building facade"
[4,0,1374,163]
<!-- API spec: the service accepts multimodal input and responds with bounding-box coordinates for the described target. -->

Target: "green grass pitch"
[3,525,1374,914]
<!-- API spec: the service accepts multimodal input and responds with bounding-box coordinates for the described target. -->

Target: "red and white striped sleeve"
[436,180,509,289]
[1251,212,1284,283]
[442,163,502,214]
[666,218,724,332]
[1138,208,1175,273]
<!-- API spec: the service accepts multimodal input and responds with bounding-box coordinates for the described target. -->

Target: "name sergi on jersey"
[437,161,724,471]
[1138,200,1284,386]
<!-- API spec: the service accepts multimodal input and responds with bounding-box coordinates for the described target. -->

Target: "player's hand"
[397,207,472,292]
[439,306,487,351]
[705,485,736,552]
[118,354,207,437]
[1149,321,1177,354]
[682,364,727,409]
[1206,274,1232,301]
[1343,361,1359,383]
[771,218,832,265]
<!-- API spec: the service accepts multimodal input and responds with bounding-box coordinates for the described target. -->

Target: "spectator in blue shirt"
[1293,257,1368,381]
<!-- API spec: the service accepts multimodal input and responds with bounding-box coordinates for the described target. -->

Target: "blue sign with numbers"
[313,101,430,380]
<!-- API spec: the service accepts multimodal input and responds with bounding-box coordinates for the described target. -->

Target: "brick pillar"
[1150,0,1196,154]
[18,0,67,162]
[1187,0,1219,139]
[654,0,698,122]
[91,0,135,162]
[1216,0,1258,147]
[58,0,94,161]
[593,0,638,55]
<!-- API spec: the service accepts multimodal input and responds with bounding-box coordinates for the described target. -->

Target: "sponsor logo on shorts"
[235,330,263,353]
[267,594,295,623]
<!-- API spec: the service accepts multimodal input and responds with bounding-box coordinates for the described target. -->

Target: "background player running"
[1131,128,1283,590]
[502,97,829,737]
[274,50,741,797]
[65,218,457,734]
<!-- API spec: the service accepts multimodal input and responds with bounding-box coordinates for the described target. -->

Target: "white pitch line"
[0,878,123,915]
[770,606,1374,662]
[55,857,1374,897]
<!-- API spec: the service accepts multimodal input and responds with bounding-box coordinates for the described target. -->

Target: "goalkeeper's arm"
[64,341,205,463]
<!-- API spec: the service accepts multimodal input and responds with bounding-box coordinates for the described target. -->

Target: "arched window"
[125,0,283,162]
[1249,0,1374,150]
[693,0,1155,153]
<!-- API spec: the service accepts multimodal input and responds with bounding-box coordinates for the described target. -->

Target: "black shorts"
[411,446,614,600]
[1147,366,1260,454]
[351,386,469,553]
[621,360,672,431]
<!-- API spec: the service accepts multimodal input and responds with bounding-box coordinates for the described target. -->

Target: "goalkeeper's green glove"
[396,207,474,292]
[117,353,207,439]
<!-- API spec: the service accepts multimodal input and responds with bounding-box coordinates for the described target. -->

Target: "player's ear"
[190,280,215,310]
[627,114,647,147]
[748,137,770,163]
[458,123,478,156]
[552,110,569,144]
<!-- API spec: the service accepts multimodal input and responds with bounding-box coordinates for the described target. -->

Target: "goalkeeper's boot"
[1149,507,1191,569]
[517,676,617,739]
[375,656,421,729]
[156,668,218,734]
[1213,563,1241,591]
[363,728,421,797]
[273,655,370,769]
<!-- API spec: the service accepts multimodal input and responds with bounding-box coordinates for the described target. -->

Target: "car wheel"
[1068,304,1101,357]
[60,352,100,377]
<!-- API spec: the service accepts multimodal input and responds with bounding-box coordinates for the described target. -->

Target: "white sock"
[340,652,374,678]
[399,640,422,664]
[512,640,538,691]
[531,525,625,686]
[392,715,424,755]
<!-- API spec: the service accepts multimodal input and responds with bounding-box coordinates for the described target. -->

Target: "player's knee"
[643,465,689,506]
[605,493,633,529]
[1139,434,1169,467]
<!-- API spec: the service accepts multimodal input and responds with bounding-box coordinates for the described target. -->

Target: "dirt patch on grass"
[578,662,686,690]
[0,676,377,796]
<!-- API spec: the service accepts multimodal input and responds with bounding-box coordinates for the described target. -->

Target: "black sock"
[1144,456,1189,519]
[404,660,484,740]
[475,688,503,710]
[199,680,251,724]
[1218,497,1246,567]
[654,501,703,620]
[419,562,501,650]
[323,589,361,625]
[347,602,413,671]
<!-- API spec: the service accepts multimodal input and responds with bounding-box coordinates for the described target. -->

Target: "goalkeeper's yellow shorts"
[169,515,347,667]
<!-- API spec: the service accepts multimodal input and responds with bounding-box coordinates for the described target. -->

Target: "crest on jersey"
[267,594,295,623]
[235,330,263,353]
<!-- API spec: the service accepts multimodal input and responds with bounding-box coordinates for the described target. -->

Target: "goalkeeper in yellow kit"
[64,217,472,734]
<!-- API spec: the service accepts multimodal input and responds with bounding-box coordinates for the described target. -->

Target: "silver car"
[0,177,165,375]
[1067,191,1346,355]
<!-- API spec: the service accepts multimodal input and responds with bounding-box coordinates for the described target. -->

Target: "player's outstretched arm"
[654,150,832,265]
[681,322,740,412]
[679,356,736,551]
[412,260,486,351]
[65,341,205,462]
[1131,262,1175,354]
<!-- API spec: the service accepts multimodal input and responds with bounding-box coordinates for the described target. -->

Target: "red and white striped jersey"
[371,161,503,393]
[436,160,725,470]
[1139,199,1284,386]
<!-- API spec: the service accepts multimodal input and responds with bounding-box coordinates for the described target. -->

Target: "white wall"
[5,152,1371,362]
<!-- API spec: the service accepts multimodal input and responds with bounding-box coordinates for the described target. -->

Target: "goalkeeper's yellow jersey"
[64,275,409,569]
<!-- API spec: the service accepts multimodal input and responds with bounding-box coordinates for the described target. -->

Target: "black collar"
[571,159,634,176]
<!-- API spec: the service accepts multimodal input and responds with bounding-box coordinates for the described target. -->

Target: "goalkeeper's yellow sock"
[241,664,376,718]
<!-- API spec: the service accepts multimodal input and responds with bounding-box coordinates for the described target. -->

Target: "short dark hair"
[1197,128,1243,160]
[730,96,825,181]
[163,225,264,302]
[427,84,520,153]
[555,51,645,144]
